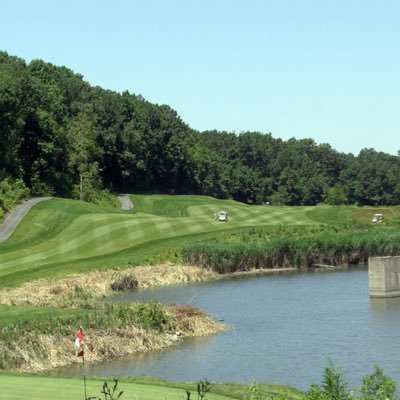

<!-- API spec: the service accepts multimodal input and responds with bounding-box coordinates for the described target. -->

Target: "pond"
[55,268,400,390]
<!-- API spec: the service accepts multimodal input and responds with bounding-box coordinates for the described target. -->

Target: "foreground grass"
[0,373,303,400]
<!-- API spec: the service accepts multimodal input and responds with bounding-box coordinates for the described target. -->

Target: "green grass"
[305,205,357,224]
[0,304,82,328]
[1,195,397,288]
[0,195,320,288]
[0,195,397,395]
[0,373,303,400]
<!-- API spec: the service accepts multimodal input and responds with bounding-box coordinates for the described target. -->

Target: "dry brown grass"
[4,327,173,372]
[1,304,225,373]
[0,264,226,373]
[0,264,219,307]
[169,304,226,336]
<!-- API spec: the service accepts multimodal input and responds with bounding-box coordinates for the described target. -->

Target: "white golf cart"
[218,211,229,222]
[372,214,384,223]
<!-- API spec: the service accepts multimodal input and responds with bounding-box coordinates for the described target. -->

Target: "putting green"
[0,374,234,400]
[0,195,328,288]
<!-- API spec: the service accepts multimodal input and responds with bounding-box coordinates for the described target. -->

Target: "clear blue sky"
[1,0,399,155]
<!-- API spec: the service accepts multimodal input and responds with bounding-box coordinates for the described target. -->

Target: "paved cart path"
[0,194,133,245]
[0,197,52,244]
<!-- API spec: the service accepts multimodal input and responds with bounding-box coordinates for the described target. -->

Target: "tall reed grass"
[0,301,224,372]
[182,227,400,273]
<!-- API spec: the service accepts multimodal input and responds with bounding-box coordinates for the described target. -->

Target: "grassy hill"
[1,194,397,289]
[0,195,325,288]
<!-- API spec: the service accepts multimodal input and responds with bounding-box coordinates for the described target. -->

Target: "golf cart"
[218,211,228,222]
[372,214,384,223]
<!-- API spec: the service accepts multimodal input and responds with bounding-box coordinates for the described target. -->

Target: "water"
[56,268,400,390]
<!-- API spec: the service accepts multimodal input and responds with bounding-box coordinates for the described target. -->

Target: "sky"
[1,0,399,155]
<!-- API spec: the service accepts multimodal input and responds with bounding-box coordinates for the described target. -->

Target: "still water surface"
[57,268,400,390]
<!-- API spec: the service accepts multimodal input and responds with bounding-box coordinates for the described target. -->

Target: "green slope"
[0,195,354,288]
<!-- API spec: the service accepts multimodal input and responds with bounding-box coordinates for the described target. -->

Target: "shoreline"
[0,264,303,308]
[0,263,354,374]
[0,264,226,374]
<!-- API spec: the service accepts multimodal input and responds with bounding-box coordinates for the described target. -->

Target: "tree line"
[1,51,399,209]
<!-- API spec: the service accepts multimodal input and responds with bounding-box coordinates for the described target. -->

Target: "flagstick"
[83,374,87,400]
[76,327,86,399]
[82,351,87,400]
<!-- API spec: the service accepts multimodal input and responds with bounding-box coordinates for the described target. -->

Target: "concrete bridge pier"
[369,256,400,298]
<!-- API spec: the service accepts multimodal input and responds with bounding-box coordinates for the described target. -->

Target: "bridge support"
[369,256,400,298]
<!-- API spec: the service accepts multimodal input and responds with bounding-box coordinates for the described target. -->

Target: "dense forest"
[1,51,400,211]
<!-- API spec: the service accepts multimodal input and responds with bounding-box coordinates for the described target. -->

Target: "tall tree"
[67,105,102,201]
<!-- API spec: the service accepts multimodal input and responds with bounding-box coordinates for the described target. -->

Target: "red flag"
[75,327,84,357]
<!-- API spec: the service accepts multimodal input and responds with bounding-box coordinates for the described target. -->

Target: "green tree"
[324,184,348,205]
[67,105,102,201]
[0,52,28,179]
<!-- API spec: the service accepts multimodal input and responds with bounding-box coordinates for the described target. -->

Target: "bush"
[110,274,138,291]
[134,301,170,331]
[305,363,399,400]
[0,177,30,220]
[182,226,400,273]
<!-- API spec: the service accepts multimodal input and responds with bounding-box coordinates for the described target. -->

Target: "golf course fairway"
[0,195,331,288]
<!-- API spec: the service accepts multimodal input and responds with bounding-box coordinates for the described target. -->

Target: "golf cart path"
[0,195,133,244]
[0,197,52,244]
[118,194,134,210]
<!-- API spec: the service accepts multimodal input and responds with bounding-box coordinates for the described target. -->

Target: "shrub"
[360,365,398,400]
[134,301,170,332]
[110,274,138,291]
[305,363,399,400]
[182,227,400,273]
[0,177,30,221]
[305,363,352,400]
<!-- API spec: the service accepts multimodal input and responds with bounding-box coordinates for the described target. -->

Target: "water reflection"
[53,268,400,390]
[370,296,400,313]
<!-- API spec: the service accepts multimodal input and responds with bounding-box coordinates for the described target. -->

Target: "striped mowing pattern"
[0,196,316,285]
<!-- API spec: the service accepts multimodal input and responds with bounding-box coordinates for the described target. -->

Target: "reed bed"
[0,302,225,372]
[0,264,224,372]
[0,264,218,308]
[182,227,400,273]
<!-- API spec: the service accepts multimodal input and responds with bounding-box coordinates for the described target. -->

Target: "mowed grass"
[0,373,303,400]
[0,374,235,400]
[0,195,321,288]
[3,195,393,289]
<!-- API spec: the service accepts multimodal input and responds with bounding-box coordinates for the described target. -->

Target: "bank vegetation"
[0,265,224,373]
[182,224,400,273]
